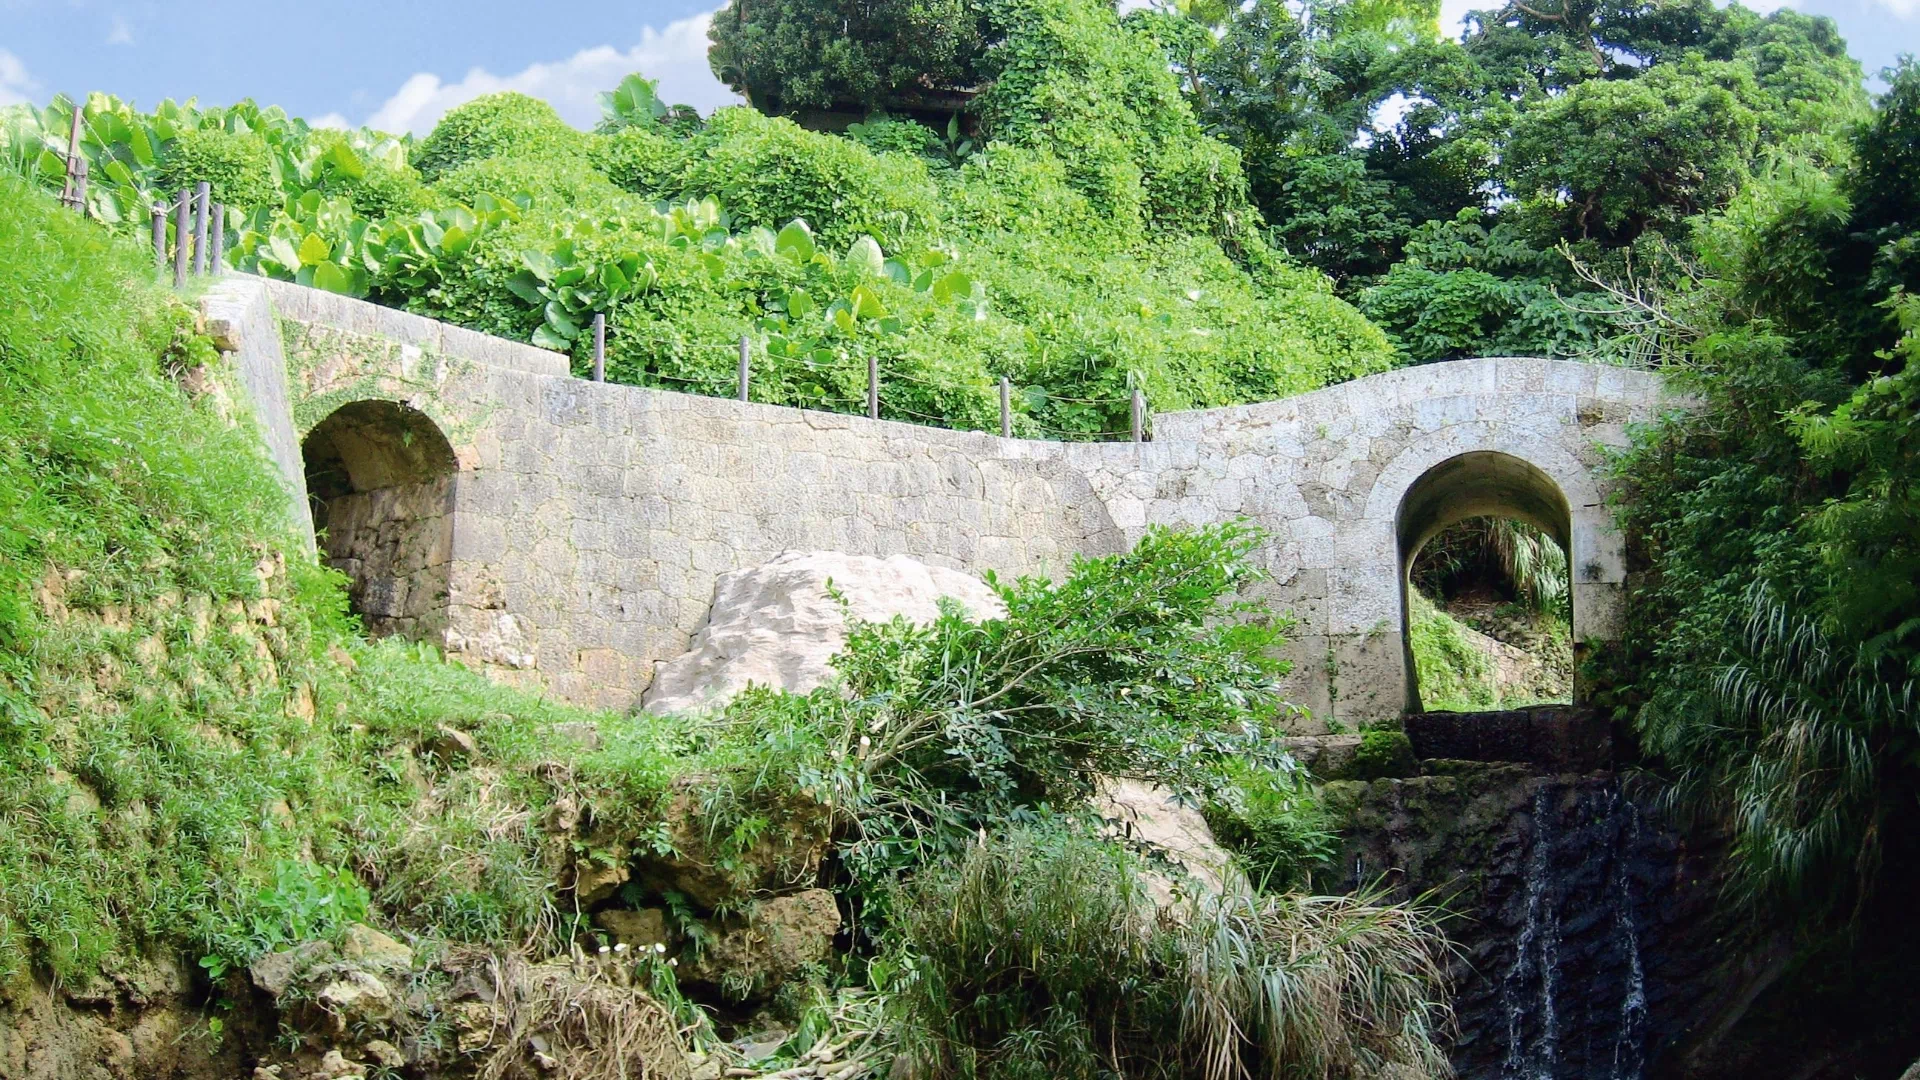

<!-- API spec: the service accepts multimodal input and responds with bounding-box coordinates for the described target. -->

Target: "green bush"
[886,823,1451,1080]
[1203,760,1338,890]
[0,176,684,985]
[678,107,942,248]
[591,124,689,196]
[432,153,628,211]
[154,125,276,210]
[412,92,592,180]
[1408,592,1498,712]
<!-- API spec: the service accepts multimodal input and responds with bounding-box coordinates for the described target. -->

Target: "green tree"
[1609,60,1920,917]
[707,0,990,114]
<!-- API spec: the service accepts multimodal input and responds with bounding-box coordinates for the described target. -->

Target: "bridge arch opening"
[1396,451,1573,713]
[302,400,456,641]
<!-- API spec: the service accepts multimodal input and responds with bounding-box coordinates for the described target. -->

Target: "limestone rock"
[340,924,413,974]
[250,941,338,998]
[679,889,840,995]
[595,908,670,950]
[315,971,393,1029]
[430,725,479,760]
[1092,778,1238,904]
[1282,734,1364,780]
[311,1049,366,1079]
[645,786,831,908]
[573,860,630,906]
[643,551,1004,716]
[363,1040,406,1069]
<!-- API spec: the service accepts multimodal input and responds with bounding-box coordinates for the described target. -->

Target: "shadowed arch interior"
[1396,451,1573,712]
[302,401,456,641]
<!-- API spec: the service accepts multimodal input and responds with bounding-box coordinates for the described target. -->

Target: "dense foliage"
[1,3,1396,441]
[709,0,989,114]
[1130,0,1870,362]
[1605,59,1920,919]
[886,825,1449,1080]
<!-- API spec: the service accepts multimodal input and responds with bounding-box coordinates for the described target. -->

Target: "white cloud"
[1866,0,1917,17]
[106,15,134,46]
[1439,0,1479,38]
[0,48,37,108]
[363,7,740,136]
[310,112,351,131]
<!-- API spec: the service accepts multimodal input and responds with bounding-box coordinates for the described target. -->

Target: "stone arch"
[1393,451,1573,712]
[302,400,457,641]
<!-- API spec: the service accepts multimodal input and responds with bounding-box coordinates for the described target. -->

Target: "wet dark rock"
[1328,763,1737,1080]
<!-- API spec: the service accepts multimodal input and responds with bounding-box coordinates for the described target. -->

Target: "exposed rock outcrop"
[643,551,1004,716]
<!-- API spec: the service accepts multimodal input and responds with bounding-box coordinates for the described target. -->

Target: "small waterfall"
[1503,783,1561,1079]
[1610,795,1648,1080]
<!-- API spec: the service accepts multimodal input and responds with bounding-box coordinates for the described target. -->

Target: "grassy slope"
[0,173,698,988]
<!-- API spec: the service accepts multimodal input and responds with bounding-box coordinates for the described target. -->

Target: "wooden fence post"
[209,204,224,275]
[151,204,166,269]
[172,190,190,288]
[192,183,211,276]
[58,107,82,209]
[999,377,1011,438]
[592,313,606,382]
[867,355,879,419]
[737,335,750,401]
[1131,388,1145,443]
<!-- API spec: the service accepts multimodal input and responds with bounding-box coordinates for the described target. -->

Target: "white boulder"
[643,551,1005,715]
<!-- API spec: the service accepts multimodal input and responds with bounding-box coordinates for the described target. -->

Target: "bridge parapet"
[204,277,1680,723]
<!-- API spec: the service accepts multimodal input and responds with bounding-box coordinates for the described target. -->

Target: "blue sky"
[0,0,1914,134]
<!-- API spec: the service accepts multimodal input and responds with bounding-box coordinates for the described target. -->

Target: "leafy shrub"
[154,124,275,209]
[886,823,1451,1080]
[333,160,430,220]
[975,0,1250,238]
[679,107,942,248]
[1203,761,1338,891]
[413,92,592,180]
[592,125,689,196]
[845,116,944,158]
[708,0,990,113]
[432,153,628,211]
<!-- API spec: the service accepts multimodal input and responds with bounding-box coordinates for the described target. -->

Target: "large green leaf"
[128,124,155,167]
[850,284,888,320]
[846,236,885,278]
[932,271,974,305]
[296,232,332,266]
[775,220,815,263]
[312,261,351,294]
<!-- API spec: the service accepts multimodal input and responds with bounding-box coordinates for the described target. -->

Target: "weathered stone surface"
[643,551,1004,715]
[1282,733,1364,779]
[428,724,479,761]
[339,924,413,974]
[679,889,840,995]
[250,941,338,998]
[594,908,670,950]
[1405,705,1612,772]
[315,971,394,1029]
[1328,767,1736,1080]
[221,279,1674,727]
[1091,778,1236,902]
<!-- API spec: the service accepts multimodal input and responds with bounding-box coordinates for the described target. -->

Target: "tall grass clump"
[886,825,1451,1080]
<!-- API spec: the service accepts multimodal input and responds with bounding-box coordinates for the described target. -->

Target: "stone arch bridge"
[204,277,1675,728]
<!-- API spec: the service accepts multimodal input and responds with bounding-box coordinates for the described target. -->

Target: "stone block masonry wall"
[202,277,1676,723]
